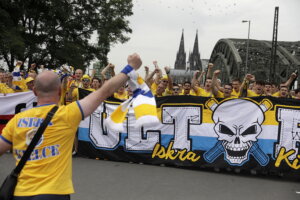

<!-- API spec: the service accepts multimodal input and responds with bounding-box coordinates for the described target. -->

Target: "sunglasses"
[82,79,90,82]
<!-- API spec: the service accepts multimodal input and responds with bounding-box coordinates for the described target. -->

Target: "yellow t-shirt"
[231,89,240,97]
[215,90,225,98]
[67,80,83,90]
[13,79,27,91]
[0,83,16,93]
[0,102,83,196]
[215,90,237,98]
[151,85,172,97]
[195,87,213,97]
[247,90,262,97]
[150,82,157,93]
[162,88,172,96]
[0,83,6,93]
[272,91,280,97]
[179,89,197,96]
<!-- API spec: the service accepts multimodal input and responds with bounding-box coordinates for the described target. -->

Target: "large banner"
[0,92,37,133]
[78,94,300,173]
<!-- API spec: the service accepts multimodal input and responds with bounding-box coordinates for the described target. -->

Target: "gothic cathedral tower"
[174,30,186,70]
[188,30,202,71]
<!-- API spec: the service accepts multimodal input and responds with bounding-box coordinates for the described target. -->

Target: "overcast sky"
[105,0,300,75]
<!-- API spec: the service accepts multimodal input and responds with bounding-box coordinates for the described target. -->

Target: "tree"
[0,0,133,71]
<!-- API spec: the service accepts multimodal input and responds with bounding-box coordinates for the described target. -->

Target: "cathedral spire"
[174,29,186,70]
[189,30,202,71]
[192,30,199,55]
[179,29,185,54]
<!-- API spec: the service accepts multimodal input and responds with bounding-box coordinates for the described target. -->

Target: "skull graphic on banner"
[204,98,272,166]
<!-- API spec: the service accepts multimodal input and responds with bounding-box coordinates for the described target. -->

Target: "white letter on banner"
[276,107,300,159]
[89,103,120,148]
[125,109,160,151]
[162,106,202,151]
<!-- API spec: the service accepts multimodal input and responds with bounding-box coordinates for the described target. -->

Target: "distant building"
[172,30,203,83]
[188,31,202,71]
[174,30,186,70]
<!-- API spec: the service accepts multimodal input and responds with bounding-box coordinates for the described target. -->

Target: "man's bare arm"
[0,138,11,156]
[191,70,200,91]
[165,66,173,91]
[79,53,142,118]
[212,70,221,97]
[282,72,297,87]
[100,64,111,80]
[206,63,214,79]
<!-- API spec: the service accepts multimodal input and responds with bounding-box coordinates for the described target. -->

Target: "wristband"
[121,65,138,80]
[121,65,134,75]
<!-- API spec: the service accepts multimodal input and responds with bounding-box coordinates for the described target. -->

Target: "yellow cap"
[82,74,91,80]
[161,75,168,80]
[25,77,34,83]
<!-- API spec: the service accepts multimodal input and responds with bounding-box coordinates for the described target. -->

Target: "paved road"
[0,153,299,200]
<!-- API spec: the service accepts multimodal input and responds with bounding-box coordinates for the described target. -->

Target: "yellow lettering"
[178,149,188,161]
[151,143,160,158]
[275,147,300,170]
[186,151,201,162]
[151,142,201,162]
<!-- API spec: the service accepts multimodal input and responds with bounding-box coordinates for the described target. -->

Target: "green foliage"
[0,0,133,71]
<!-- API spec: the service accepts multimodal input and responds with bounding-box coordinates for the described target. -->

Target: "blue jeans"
[14,194,70,200]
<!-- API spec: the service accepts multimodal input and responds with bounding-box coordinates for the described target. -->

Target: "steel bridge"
[209,39,300,84]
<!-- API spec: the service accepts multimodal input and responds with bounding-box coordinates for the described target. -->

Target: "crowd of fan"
[0,61,299,103]
[145,61,299,99]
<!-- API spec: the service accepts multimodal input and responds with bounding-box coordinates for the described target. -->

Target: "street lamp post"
[242,20,251,74]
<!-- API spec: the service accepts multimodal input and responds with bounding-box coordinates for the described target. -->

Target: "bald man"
[72,69,83,88]
[0,53,142,200]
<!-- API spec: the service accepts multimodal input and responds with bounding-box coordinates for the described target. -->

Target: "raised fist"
[214,70,221,76]
[127,53,142,70]
[164,66,170,74]
[194,70,200,76]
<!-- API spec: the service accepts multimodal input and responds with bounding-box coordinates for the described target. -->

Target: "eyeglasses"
[173,88,180,91]
[82,79,90,82]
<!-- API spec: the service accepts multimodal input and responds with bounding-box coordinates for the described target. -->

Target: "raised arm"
[197,70,205,86]
[145,69,156,87]
[90,69,96,80]
[110,64,115,77]
[165,66,173,91]
[100,64,110,81]
[153,61,162,85]
[79,53,142,118]
[282,72,297,88]
[211,70,221,97]
[206,63,214,79]
[144,66,149,80]
[239,74,255,97]
[191,70,200,91]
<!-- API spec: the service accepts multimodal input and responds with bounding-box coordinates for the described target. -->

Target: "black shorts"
[14,194,70,200]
